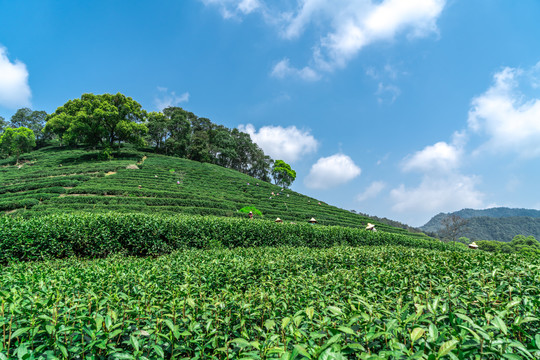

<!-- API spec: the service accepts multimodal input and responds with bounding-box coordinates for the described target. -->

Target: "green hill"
[0,145,430,239]
[421,207,540,242]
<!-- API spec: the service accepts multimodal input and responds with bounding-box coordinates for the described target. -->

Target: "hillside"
[0,146,430,239]
[421,207,540,242]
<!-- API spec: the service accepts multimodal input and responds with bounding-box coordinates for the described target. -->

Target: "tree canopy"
[4,94,275,182]
[146,106,273,181]
[272,160,296,188]
[0,127,36,161]
[10,108,48,146]
[0,116,7,133]
[44,93,147,148]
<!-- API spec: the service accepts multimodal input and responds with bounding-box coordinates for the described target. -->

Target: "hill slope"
[421,207,540,242]
[0,146,430,239]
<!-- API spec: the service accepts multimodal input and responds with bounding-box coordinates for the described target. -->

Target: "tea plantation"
[2,147,540,359]
[0,146,427,238]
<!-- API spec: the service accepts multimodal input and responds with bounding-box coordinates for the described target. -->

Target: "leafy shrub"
[239,206,263,217]
[0,213,462,263]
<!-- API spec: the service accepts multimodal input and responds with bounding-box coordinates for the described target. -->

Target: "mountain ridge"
[421,207,540,242]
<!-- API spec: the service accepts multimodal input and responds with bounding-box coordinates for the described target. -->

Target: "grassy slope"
[0,146,429,239]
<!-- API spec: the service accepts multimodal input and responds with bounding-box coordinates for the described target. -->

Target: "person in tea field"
[248,211,253,219]
[366,223,377,232]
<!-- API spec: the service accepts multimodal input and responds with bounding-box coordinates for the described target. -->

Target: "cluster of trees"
[0,93,296,186]
[0,108,49,162]
[474,235,540,256]
[145,107,274,182]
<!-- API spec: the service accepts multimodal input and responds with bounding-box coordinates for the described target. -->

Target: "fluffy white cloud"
[402,140,461,173]
[202,0,446,78]
[357,181,386,201]
[0,46,31,109]
[305,153,361,189]
[155,87,189,111]
[468,64,540,157]
[238,123,319,162]
[390,175,484,216]
[271,58,320,81]
[392,130,484,225]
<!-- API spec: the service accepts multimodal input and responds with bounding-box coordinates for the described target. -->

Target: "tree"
[438,215,468,242]
[209,124,237,168]
[188,117,212,163]
[0,127,36,162]
[146,111,168,151]
[272,160,296,188]
[0,116,7,133]
[163,107,193,157]
[510,235,540,249]
[10,108,48,146]
[44,93,147,149]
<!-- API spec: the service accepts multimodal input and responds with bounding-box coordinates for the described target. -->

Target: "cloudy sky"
[1,0,540,226]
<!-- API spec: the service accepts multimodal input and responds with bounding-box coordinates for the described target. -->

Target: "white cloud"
[155,87,189,111]
[0,46,31,109]
[392,130,484,225]
[390,175,484,216]
[402,140,461,173]
[238,123,319,162]
[305,153,361,189]
[238,0,261,14]
[357,181,386,201]
[202,0,446,78]
[468,64,540,157]
[200,0,261,18]
[271,58,320,81]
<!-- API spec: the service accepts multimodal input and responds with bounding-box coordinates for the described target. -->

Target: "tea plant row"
[1,246,539,359]
[0,213,461,263]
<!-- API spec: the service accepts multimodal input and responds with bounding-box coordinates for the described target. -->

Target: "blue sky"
[1,0,540,226]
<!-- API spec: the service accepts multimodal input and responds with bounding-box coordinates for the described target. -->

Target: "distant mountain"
[421,207,540,242]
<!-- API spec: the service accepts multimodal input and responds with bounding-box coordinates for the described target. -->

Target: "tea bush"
[0,213,460,263]
[0,246,538,358]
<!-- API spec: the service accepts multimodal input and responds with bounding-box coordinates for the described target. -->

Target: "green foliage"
[423,209,540,242]
[0,115,7,132]
[0,126,36,160]
[0,246,539,358]
[272,159,296,188]
[44,93,147,148]
[477,235,540,256]
[145,107,273,181]
[239,206,263,217]
[0,146,431,241]
[9,107,48,145]
[0,212,461,263]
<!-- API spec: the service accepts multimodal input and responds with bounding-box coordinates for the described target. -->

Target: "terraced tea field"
[1,246,539,359]
[0,146,429,239]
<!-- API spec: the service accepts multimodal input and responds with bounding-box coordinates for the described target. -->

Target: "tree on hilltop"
[0,116,7,133]
[146,107,194,157]
[10,108,48,146]
[0,127,36,162]
[44,93,147,149]
[272,160,296,188]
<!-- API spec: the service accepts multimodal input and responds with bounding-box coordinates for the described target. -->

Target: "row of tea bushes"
[0,213,462,263]
[1,246,539,358]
